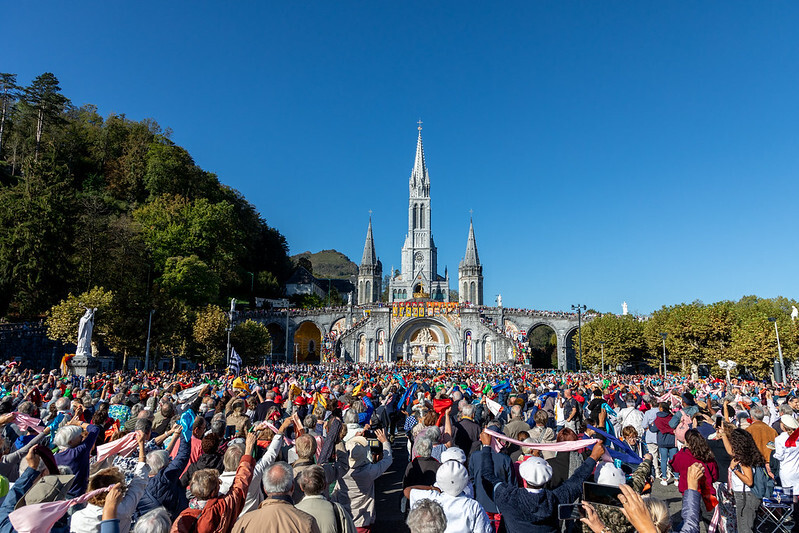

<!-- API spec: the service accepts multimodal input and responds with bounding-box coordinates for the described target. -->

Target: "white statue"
[622,301,628,315]
[497,294,503,307]
[76,307,97,358]
[792,306,798,321]
[347,292,353,306]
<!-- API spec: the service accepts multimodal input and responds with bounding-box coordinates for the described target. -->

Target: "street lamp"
[659,333,668,376]
[769,317,786,383]
[571,304,587,371]
[598,341,605,374]
[226,298,236,367]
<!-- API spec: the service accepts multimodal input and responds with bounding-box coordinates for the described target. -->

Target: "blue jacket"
[469,446,515,514]
[678,489,701,533]
[480,446,597,533]
[135,435,192,520]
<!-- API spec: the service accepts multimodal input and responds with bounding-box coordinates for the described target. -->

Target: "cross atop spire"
[409,124,429,197]
[417,119,423,131]
[463,218,480,266]
[361,217,377,266]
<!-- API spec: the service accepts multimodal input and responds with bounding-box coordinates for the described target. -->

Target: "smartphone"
[557,503,585,520]
[583,482,623,507]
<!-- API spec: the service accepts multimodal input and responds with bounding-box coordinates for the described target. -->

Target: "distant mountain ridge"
[291,249,358,279]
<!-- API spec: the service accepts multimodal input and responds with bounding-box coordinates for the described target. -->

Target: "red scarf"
[785,426,799,448]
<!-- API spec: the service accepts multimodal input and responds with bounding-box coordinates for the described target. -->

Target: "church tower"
[357,217,382,304]
[389,123,449,302]
[458,218,483,304]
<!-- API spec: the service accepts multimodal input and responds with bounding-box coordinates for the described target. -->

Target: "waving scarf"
[96,432,138,463]
[10,486,110,533]
[484,427,600,454]
[12,413,44,433]
[586,424,642,465]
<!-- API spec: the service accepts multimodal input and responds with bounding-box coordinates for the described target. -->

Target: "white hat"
[518,456,553,487]
[343,423,362,442]
[595,462,626,487]
[440,447,467,465]
[436,460,469,496]
[548,383,556,390]
[781,415,799,430]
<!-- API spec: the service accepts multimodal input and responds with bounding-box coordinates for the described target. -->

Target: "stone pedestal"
[69,355,98,377]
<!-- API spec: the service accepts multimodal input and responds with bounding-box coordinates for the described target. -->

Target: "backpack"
[674,412,692,443]
[751,466,775,499]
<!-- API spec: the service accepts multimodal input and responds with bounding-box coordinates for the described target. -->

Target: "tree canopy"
[0,71,292,368]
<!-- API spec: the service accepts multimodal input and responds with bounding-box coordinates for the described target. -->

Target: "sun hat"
[346,436,370,468]
[781,415,799,430]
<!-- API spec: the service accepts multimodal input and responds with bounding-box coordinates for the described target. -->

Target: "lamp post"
[571,304,586,371]
[598,341,605,374]
[660,333,668,376]
[226,298,236,367]
[144,309,155,371]
[769,317,786,383]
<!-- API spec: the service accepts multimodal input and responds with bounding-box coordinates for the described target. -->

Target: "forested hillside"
[0,72,292,364]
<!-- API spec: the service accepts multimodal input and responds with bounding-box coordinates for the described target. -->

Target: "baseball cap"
[781,415,799,430]
[436,460,469,496]
[439,447,466,465]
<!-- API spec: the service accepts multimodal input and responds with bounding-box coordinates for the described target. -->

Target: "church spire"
[361,216,377,266]
[410,121,429,197]
[463,217,480,266]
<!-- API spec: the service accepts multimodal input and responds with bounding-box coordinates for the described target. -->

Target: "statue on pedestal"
[70,307,99,377]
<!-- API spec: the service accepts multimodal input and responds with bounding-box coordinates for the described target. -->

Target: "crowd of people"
[0,362,793,532]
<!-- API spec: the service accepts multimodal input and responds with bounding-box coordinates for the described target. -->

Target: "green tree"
[46,286,114,346]
[22,73,70,160]
[193,304,227,364]
[231,319,272,366]
[0,73,18,154]
[160,255,220,306]
[575,314,645,371]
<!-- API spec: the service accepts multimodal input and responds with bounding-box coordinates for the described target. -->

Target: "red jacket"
[171,455,255,533]
[670,447,718,495]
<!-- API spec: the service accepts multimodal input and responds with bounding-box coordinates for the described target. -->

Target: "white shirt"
[409,489,492,533]
[774,431,799,491]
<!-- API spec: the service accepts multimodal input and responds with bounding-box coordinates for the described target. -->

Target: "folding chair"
[756,498,793,533]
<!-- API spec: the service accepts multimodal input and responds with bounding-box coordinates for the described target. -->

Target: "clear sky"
[7,2,799,314]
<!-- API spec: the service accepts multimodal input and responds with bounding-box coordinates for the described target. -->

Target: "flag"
[230,347,242,376]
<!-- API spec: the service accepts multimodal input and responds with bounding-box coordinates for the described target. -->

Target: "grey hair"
[750,406,765,421]
[130,404,143,418]
[780,403,794,416]
[425,425,441,443]
[460,403,475,418]
[415,437,433,458]
[133,507,171,533]
[54,425,83,450]
[262,462,294,495]
[55,397,71,411]
[210,419,226,437]
[343,410,358,425]
[146,450,170,474]
[17,401,35,415]
[407,499,447,533]
[135,417,153,435]
[511,405,523,418]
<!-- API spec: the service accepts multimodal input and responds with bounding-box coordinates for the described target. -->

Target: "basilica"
[355,125,484,307]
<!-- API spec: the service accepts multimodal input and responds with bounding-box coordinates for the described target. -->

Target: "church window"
[366,281,371,302]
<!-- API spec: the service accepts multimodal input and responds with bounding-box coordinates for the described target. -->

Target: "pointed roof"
[361,217,377,266]
[463,218,480,266]
[409,127,429,194]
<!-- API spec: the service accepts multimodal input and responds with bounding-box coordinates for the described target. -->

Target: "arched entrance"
[527,324,557,368]
[265,323,285,362]
[564,328,579,371]
[391,318,459,363]
[294,321,322,363]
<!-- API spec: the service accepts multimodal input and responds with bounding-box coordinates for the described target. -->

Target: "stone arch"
[365,281,371,301]
[563,326,580,371]
[469,281,476,302]
[358,333,367,362]
[294,321,322,363]
[463,329,474,363]
[264,323,285,361]
[390,317,460,363]
[376,329,386,361]
[526,323,557,368]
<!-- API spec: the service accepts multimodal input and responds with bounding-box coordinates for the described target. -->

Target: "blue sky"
[8,2,799,314]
